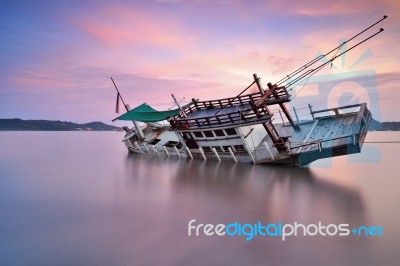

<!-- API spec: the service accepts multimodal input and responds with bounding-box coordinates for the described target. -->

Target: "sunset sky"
[1,0,399,124]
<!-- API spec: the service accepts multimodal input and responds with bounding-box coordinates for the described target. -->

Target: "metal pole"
[253,73,264,95]
[174,146,181,158]
[264,141,275,160]
[212,148,221,162]
[111,77,144,139]
[172,94,187,118]
[134,141,143,154]
[163,146,170,157]
[185,147,193,159]
[275,15,387,86]
[152,145,159,156]
[293,107,300,124]
[199,147,207,160]
[308,104,315,120]
[111,77,129,112]
[228,147,238,163]
[143,143,150,153]
[278,109,285,125]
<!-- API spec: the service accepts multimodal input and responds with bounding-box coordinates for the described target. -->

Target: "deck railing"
[171,88,290,130]
[170,105,273,130]
[178,88,290,118]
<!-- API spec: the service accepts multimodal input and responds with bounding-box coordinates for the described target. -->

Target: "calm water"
[0,131,399,266]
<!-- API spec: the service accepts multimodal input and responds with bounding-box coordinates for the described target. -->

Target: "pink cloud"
[72,6,198,49]
[5,69,75,90]
[259,0,386,17]
[294,3,355,16]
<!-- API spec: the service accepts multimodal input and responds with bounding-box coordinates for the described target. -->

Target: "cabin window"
[214,129,225,137]
[234,145,245,152]
[148,139,161,145]
[176,143,183,149]
[193,131,204,138]
[203,131,214,138]
[202,146,212,152]
[225,128,237,135]
[164,141,179,148]
[222,146,231,152]
[182,133,191,139]
[214,146,223,152]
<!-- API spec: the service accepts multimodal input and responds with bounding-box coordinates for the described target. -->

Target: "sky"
[1,0,399,125]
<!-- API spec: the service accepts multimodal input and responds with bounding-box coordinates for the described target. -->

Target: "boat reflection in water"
[122,153,387,265]
[1,131,398,265]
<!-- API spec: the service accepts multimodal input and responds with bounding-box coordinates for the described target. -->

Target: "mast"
[275,15,387,89]
[171,94,187,118]
[111,77,145,139]
[253,73,264,95]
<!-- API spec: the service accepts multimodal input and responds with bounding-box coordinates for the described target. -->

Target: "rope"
[330,42,345,69]
[249,126,256,158]
[289,70,315,100]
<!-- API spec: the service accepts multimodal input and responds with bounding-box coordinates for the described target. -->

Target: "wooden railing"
[170,106,273,130]
[178,87,290,118]
[311,103,365,117]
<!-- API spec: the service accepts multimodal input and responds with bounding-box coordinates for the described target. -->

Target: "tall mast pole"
[111,77,129,112]
[275,15,387,86]
[171,94,187,118]
[111,77,144,139]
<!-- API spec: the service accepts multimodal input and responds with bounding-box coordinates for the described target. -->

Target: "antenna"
[275,15,387,89]
[111,77,129,112]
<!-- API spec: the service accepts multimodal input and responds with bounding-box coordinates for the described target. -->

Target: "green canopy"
[115,102,192,122]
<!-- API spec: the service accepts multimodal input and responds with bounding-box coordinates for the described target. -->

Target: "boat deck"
[170,102,273,130]
[170,89,290,131]
[186,103,250,118]
[253,112,363,163]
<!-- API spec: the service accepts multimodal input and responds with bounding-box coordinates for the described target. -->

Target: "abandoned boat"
[112,16,386,167]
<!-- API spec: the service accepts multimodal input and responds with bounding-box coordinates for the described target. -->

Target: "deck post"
[293,107,300,124]
[175,133,188,149]
[134,141,143,154]
[212,148,221,161]
[279,102,299,130]
[174,146,181,158]
[278,109,286,126]
[253,73,264,95]
[152,145,159,156]
[287,137,292,154]
[185,147,193,159]
[308,104,315,120]
[172,93,187,118]
[125,141,134,149]
[228,147,238,163]
[247,149,255,163]
[199,147,207,160]
[133,121,145,139]
[238,127,255,163]
[264,141,275,160]
[163,146,170,157]
[143,143,150,153]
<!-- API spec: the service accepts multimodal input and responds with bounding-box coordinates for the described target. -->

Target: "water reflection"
[122,154,378,265]
[1,132,396,266]
[124,153,366,222]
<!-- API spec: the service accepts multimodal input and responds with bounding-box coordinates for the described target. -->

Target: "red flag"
[116,92,120,113]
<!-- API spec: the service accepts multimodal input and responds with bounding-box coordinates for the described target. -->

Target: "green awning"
[114,102,192,122]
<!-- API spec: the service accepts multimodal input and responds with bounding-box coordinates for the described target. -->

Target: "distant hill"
[0,119,121,131]
[369,119,400,131]
[0,118,398,132]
